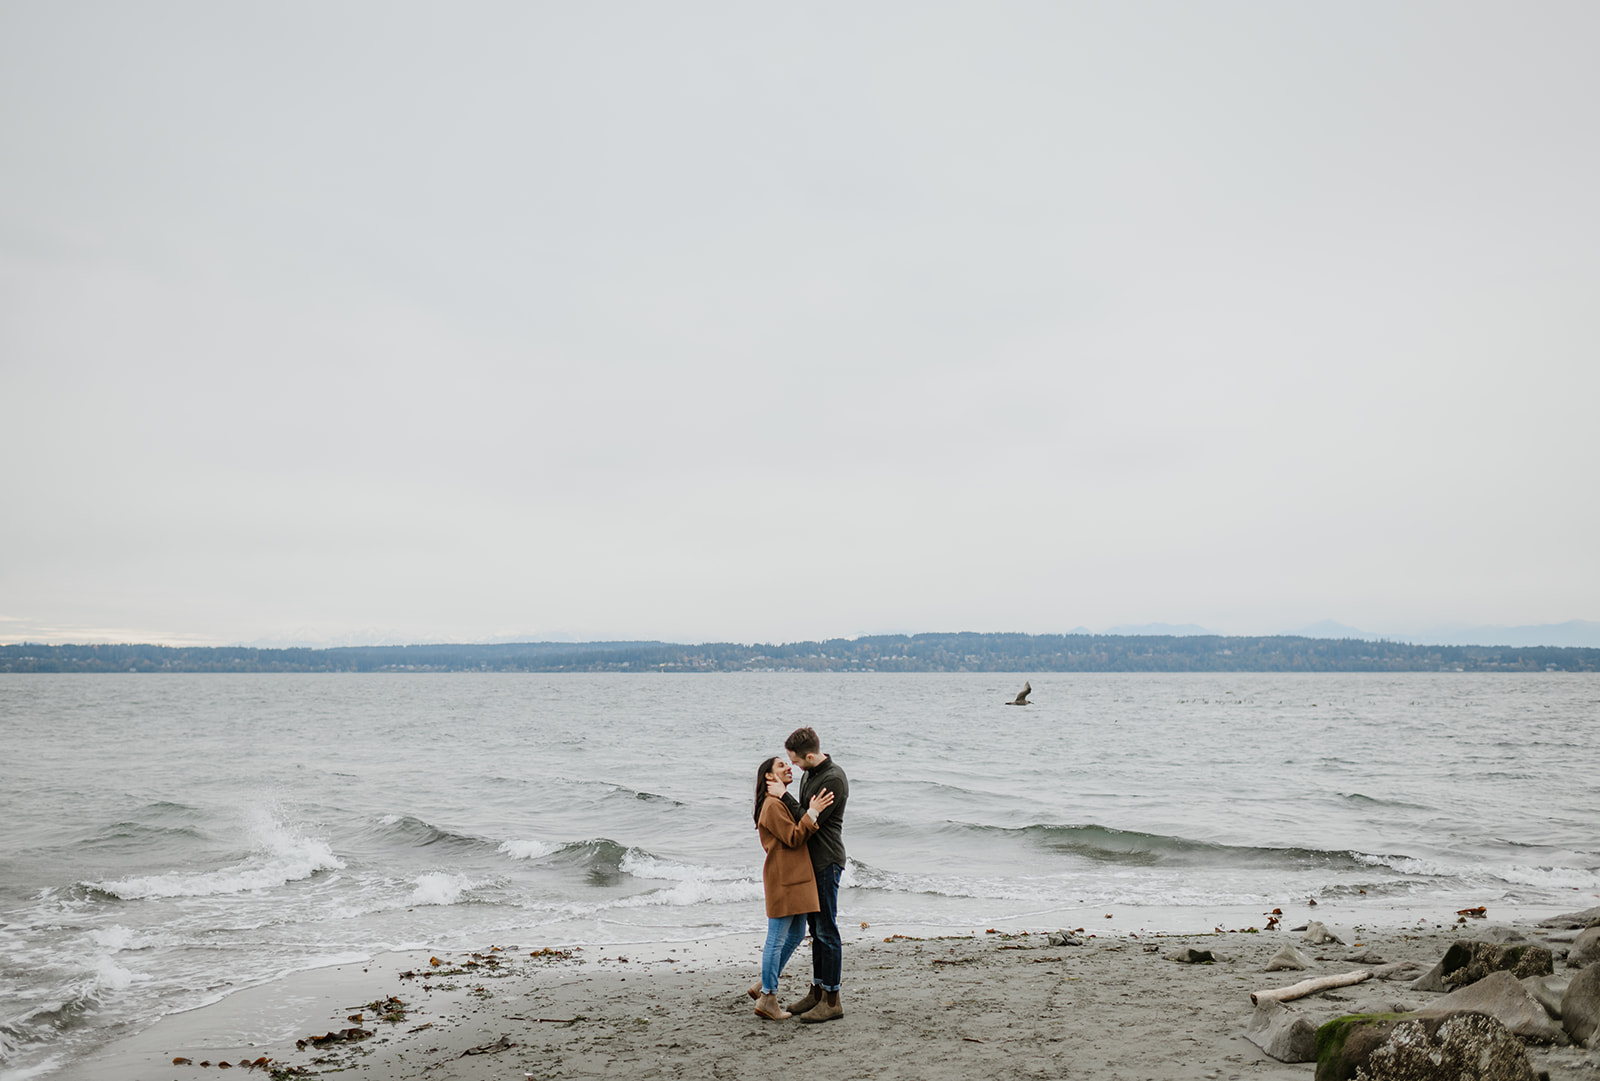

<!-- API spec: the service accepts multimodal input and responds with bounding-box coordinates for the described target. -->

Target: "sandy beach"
[75,911,1600,1081]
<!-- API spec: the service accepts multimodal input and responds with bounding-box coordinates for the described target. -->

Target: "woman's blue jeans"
[760,914,808,993]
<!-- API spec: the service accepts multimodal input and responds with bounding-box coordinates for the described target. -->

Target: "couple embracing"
[749,726,848,1023]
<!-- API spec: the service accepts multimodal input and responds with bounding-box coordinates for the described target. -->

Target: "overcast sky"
[2,2,1597,647]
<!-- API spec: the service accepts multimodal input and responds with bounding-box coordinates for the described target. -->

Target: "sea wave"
[86,812,342,900]
[409,872,477,906]
[497,838,559,860]
[611,877,763,907]
[618,850,748,883]
[603,785,685,807]
[960,821,1421,873]
[369,814,496,852]
[607,850,759,906]
[78,820,209,850]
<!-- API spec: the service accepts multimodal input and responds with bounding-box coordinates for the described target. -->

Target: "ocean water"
[1,672,1597,1078]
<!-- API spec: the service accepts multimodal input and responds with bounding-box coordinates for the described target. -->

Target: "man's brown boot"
[799,989,842,1023]
[786,985,821,1015]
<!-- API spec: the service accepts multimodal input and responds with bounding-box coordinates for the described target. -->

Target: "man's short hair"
[784,726,821,757]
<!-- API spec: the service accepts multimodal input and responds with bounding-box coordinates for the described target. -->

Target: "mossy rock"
[1440,942,1553,988]
[1315,1011,1535,1081]
[1313,1012,1415,1081]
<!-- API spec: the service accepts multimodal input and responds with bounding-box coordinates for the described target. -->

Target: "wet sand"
[78,918,1599,1081]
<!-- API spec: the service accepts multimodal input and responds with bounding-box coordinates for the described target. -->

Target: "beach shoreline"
[68,904,1600,1081]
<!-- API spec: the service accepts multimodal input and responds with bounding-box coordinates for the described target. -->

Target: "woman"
[750,755,834,1020]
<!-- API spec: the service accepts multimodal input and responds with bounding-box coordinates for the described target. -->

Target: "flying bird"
[1007,681,1032,706]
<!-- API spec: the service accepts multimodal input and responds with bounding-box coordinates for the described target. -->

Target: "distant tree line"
[2,633,1595,673]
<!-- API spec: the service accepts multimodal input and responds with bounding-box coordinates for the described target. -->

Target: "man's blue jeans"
[807,863,843,991]
[760,914,807,994]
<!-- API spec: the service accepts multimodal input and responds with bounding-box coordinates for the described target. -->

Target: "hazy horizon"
[4,3,1597,648]
[7,617,1600,652]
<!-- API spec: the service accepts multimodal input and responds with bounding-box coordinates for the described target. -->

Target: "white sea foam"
[1494,864,1600,889]
[0,1053,66,1081]
[409,872,474,906]
[87,925,140,952]
[1354,853,1454,877]
[91,812,343,899]
[613,877,763,907]
[86,956,143,991]
[1353,852,1600,890]
[498,839,557,860]
[619,851,748,883]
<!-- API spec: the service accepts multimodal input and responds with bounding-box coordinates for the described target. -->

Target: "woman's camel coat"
[757,795,820,918]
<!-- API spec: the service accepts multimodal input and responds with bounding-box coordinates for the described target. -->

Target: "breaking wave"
[86,813,342,900]
[963,821,1419,873]
[409,872,477,906]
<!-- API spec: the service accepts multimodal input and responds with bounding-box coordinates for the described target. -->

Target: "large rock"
[1410,940,1554,992]
[1538,906,1600,930]
[1265,944,1310,971]
[1521,972,1570,1019]
[1303,921,1344,946]
[1479,925,1529,944]
[1564,962,1600,1047]
[1246,997,1414,1064]
[1422,970,1567,1044]
[1314,1011,1536,1081]
[1566,926,1600,969]
[1247,999,1321,1062]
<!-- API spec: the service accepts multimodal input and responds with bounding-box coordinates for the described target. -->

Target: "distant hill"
[3,633,1596,673]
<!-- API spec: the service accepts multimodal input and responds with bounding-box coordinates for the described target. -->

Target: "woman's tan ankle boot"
[753,992,791,1020]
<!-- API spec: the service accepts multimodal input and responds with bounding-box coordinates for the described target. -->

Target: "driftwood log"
[1250,969,1372,1006]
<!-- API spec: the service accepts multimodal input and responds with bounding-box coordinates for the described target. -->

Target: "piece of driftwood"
[1250,969,1372,1006]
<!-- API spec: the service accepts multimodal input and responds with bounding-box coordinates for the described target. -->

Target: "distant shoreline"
[3,632,1597,673]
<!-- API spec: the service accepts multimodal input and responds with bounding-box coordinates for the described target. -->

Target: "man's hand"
[766,778,786,798]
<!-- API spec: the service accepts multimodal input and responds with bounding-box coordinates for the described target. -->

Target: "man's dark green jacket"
[784,756,848,872]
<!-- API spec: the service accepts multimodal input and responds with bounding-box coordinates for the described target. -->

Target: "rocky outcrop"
[1521,973,1570,1020]
[1422,970,1567,1044]
[1538,906,1600,930]
[1246,997,1413,1064]
[1564,962,1600,1047]
[1314,1011,1536,1081]
[1566,927,1600,970]
[1410,940,1553,992]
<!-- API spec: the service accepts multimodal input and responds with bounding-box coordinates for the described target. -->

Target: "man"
[781,725,848,1023]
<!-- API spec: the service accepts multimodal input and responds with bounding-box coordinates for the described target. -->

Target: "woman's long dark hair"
[753,757,779,827]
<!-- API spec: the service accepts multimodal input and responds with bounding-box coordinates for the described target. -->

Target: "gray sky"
[3,2,1597,647]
